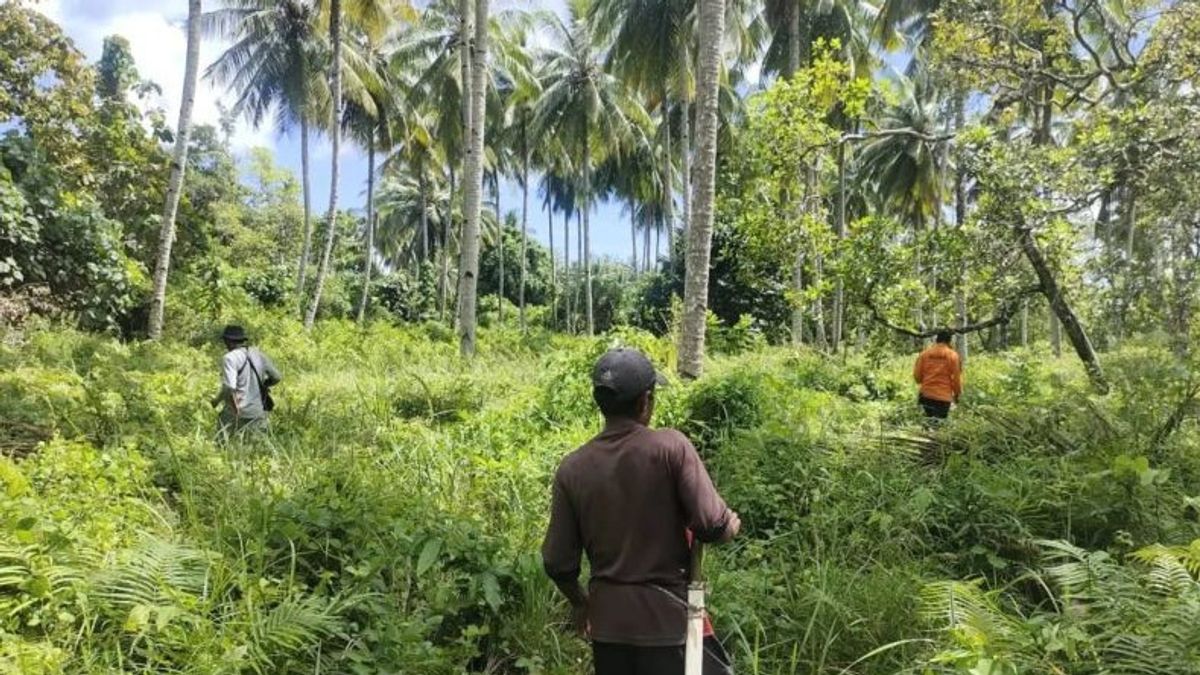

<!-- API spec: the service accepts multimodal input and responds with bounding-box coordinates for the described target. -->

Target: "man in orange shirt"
[913,330,962,419]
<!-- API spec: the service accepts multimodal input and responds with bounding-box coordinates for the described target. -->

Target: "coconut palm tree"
[147,0,203,341]
[532,0,650,335]
[305,0,404,328]
[592,0,690,245]
[386,103,443,266]
[678,0,724,378]
[303,0,348,329]
[455,0,491,354]
[203,0,327,301]
[857,72,948,230]
[343,31,399,324]
[763,0,876,79]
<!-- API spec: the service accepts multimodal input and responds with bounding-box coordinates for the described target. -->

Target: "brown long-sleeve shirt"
[542,417,733,647]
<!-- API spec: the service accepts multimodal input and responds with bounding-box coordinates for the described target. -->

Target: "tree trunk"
[630,198,638,275]
[1120,185,1137,341]
[1018,226,1107,391]
[304,0,343,330]
[660,101,675,266]
[680,52,692,236]
[296,115,314,303]
[953,92,969,363]
[583,135,594,335]
[459,0,472,136]
[677,0,725,379]
[564,207,572,332]
[787,0,801,78]
[808,165,826,350]
[519,128,529,330]
[441,166,455,320]
[357,132,376,324]
[791,248,805,346]
[576,210,583,331]
[644,220,651,273]
[1050,312,1062,356]
[147,0,201,340]
[832,139,847,352]
[418,167,430,264]
[496,171,504,324]
[1020,299,1029,346]
[548,205,556,329]
[456,0,488,356]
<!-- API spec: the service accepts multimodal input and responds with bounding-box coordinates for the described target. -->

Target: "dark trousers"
[593,638,733,675]
[593,643,682,675]
[919,395,951,419]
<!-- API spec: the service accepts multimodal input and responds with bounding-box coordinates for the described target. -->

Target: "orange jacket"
[913,343,962,403]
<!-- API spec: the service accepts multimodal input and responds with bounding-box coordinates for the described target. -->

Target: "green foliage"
[3,317,1200,672]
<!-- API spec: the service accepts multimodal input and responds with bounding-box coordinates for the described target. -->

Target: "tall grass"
[2,317,1199,672]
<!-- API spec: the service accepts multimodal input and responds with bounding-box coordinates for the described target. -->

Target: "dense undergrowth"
[3,316,1200,674]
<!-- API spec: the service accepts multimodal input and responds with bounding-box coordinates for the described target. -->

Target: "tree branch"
[862,280,1043,339]
[839,128,956,146]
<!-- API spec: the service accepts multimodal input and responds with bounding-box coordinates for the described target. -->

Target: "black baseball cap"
[592,348,668,402]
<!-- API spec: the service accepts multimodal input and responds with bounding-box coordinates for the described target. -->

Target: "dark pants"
[594,643,682,675]
[919,395,951,419]
[593,638,733,675]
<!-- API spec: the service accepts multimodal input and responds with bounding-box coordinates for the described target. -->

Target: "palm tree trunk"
[548,205,556,328]
[677,0,724,379]
[576,210,583,331]
[357,131,377,324]
[583,135,594,335]
[630,199,638,275]
[496,171,504,324]
[459,0,472,135]
[644,219,650,273]
[519,131,529,330]
[660,99,675,262]
[441,166,455,320]
[147,0,201,340]
[419,167,430,264]
[304,0,343,330]
[564,207,572,332]
[296,116,314,304]
[680,55,691,237]
[457,0,488,356]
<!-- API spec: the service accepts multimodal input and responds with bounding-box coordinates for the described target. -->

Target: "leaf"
[416,538,441,577]
[481,572,502,612]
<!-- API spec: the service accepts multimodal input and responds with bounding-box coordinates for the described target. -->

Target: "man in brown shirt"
[542,348,741,674]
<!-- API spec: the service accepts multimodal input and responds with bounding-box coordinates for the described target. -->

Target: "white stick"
[685,581,705,675]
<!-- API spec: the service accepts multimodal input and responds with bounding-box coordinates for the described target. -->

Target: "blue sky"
[33,0,653,262]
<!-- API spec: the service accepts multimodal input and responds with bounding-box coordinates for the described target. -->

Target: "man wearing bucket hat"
[210,324,282,440]
[542,348,740,674]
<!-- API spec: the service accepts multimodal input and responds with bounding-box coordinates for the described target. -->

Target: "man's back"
[221,347,281,419]
[914,342,962,403]
[543,418,730,647]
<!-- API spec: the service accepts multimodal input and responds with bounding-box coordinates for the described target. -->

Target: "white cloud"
[31,1,274,152]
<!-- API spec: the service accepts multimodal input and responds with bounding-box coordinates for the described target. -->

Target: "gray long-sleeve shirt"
[218,347,281,420]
